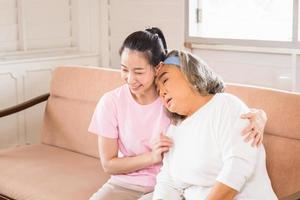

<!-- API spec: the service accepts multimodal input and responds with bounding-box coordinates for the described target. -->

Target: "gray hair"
[165,50,225,124]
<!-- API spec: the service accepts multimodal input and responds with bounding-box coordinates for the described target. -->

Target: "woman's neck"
[131,86,158,105]
[184,92,214,116]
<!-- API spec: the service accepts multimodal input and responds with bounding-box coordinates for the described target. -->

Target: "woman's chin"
[129,85,143,94]
[170,108,185,116]
[167,106,177,114]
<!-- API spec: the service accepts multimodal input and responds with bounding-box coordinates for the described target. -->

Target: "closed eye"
[156,85,161,95]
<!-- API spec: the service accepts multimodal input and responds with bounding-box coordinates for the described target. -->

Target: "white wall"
[100,0,299,92]
[0,0,101,149]
[192,49,293,91]
[99,0,185,68]
[1,0,299,149]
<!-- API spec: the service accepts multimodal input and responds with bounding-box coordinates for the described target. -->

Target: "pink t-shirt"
[88,84,170,187]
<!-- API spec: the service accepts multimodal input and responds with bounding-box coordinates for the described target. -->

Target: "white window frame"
[185,0,300,49]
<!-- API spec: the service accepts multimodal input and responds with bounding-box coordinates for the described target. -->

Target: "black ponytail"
[145,27,168,54]
[119,27,167,66]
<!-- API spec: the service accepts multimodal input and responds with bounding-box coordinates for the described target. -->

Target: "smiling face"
[120,48,156,96]
[155,63,194,115]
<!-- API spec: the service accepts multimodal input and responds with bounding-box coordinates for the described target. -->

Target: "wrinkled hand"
[150,133,173,164]
[241,109,267,147]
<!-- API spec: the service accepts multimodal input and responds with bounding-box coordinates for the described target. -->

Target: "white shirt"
[153,93,277,200]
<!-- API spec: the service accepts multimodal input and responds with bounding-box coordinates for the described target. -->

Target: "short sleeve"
[216,94,259,191]
[88,93,119,138]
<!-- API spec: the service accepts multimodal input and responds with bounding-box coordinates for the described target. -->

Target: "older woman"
[152,50,277,200]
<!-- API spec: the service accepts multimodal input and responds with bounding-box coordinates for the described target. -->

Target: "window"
[187,0,299,48]
[0,0,75,53]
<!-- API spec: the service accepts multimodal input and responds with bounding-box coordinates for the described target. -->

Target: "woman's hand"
[240,109,267,147]
[206,182,237,200]
[150,134,173,164]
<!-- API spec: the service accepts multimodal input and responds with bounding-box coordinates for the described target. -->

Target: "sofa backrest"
[41,66,123,158]
[41,66,299,199]
[226,84,300,199]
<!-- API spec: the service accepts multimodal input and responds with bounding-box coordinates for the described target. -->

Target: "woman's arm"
[98,134,172,174]
[207,96,260,200]
[241,108,267,147]
[90,92,172,174]
[206,182,237,200]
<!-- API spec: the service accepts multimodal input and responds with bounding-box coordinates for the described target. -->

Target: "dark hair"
[119,27,167,66]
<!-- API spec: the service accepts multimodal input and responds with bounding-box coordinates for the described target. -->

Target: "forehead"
[121,49,150,69]
[156,64,181,83]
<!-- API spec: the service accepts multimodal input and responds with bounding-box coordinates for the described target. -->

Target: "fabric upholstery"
[42,66,124,158]
[0,67,299,200]
[0,144,109,200]
[226,84,300,199]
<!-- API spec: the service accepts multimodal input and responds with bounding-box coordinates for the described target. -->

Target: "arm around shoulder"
[212,95,260,196]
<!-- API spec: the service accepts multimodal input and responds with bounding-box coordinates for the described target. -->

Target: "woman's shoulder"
[215,93,249,114]
[216,92,245,105]
[94,84,128,110]
[101,84,128,101]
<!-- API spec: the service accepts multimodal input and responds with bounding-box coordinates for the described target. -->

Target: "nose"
[127,72,136,84]
[159,87,167,98]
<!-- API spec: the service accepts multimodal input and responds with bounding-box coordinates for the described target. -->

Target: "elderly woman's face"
[155,64,193,115]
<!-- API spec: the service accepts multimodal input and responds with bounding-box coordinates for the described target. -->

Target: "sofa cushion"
[264,134,300,199]
[42,66,124,158]
[226,84,300,139]
[226,84,300,199]
[0,144,109,200]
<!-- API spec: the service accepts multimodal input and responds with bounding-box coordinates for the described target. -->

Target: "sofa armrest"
[0,93,50,118]
[0,193,14,200]
[280,191,300,200]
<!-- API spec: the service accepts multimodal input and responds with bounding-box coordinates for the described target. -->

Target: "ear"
[155,62,164,75]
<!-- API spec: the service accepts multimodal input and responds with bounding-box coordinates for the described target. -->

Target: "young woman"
[153,50,277,200]
[88,28,267,200]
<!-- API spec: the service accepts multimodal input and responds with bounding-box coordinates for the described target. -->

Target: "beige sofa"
[0,66,299,200]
